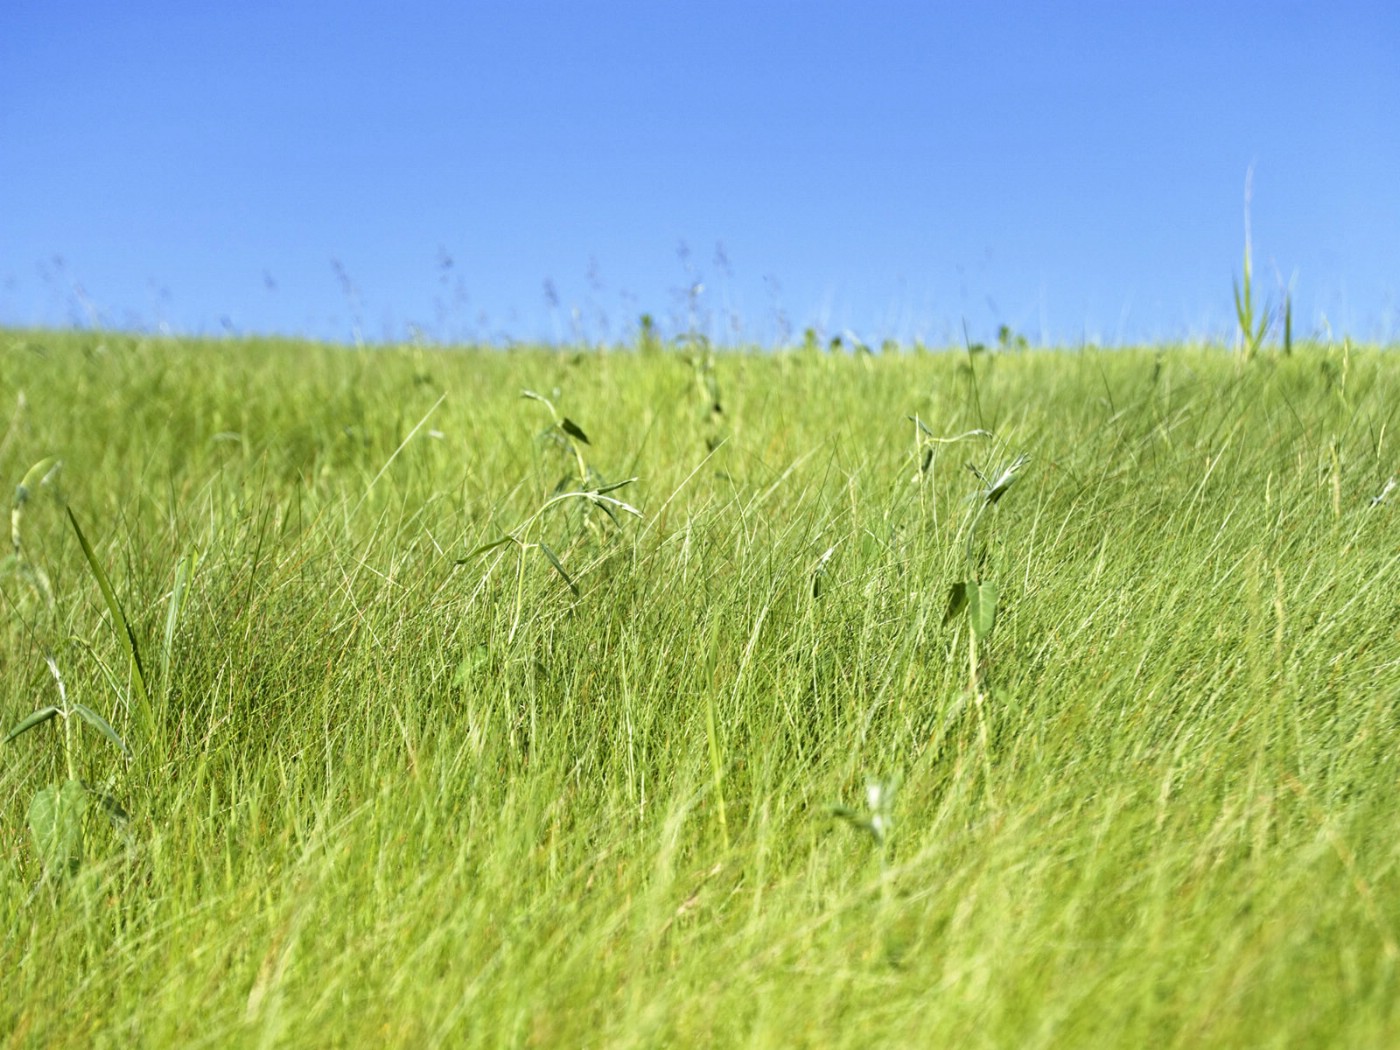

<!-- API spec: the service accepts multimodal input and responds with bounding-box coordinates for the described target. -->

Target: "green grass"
[1,330,1397,1047]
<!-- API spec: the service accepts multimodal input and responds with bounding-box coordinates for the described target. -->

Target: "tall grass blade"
[67,506,150,710]
[161,549,198,689]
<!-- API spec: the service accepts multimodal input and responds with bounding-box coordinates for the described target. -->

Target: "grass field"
[1,330,1397,1047]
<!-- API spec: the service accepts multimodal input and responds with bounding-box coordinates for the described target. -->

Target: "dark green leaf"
[87,783,129,826]
[560,417,591,445]
[943,581,968,625]
[3,706,60,744]
[538,542,578,595]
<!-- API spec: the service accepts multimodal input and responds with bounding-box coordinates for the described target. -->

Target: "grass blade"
[67,506,150,710]
[592,477,637,496]
[161,548,198,689]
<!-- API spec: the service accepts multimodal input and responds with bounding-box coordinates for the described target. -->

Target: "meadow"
[1,329,1397,1047]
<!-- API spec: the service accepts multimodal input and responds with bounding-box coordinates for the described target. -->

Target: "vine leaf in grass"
[944,580,999,639]
[968,581,999,641]
[28,778,87,877]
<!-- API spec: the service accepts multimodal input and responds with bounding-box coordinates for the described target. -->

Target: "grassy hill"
[2,330,1397,1047]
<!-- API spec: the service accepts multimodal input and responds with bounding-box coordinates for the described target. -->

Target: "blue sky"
[2,1,1397,347]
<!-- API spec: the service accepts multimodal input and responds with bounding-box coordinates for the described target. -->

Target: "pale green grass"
[1,331,1398,1047]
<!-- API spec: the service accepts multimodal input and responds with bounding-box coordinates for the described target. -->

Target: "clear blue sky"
[3,1,1397,347]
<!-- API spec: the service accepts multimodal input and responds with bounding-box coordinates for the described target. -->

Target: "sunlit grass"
[2,330,1398,1047]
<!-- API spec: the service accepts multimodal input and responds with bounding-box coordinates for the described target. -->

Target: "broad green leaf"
[538,542,578,595]
[71,702,131,759]
[28,779,87,876]
[453,643,491,685]
[968,581,999,641]
[3,706,60,744]
[560,417,591,445]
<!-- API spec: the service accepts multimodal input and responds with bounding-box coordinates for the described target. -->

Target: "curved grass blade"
[11,457,61,553]
[593,477,637,495]
[67,506,150,710]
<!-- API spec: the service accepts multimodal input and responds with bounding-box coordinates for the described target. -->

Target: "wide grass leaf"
[71,702,131,759]
[3,706,60,744]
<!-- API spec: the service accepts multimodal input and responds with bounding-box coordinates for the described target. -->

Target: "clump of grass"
[1233,166,1293,360]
